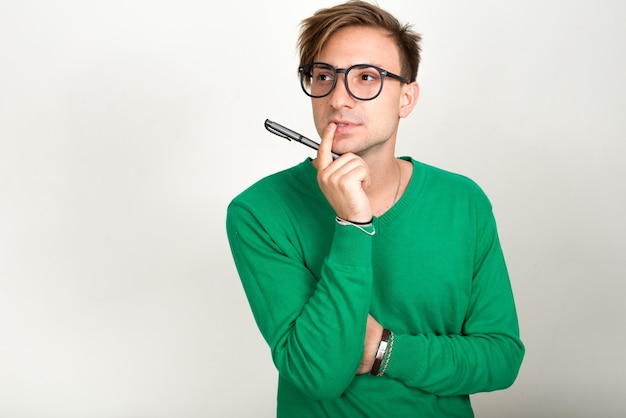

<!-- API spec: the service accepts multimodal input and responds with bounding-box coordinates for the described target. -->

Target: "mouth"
[331,120,355,128]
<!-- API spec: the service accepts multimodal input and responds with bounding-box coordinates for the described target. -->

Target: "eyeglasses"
[299,62,410,101]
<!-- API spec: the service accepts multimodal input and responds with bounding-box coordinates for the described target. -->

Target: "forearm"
[272,252,373,398]
[384,247,523,393]
[373,205,524,395]
[227,205,375,399]
[383,330,524,395]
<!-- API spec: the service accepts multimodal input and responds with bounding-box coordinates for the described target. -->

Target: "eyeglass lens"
[302,63,384,100]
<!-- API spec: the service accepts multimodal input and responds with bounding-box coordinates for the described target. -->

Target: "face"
[311,26,418,158]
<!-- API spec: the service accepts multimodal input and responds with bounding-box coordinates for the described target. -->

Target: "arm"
[357,314,384,374]
[227,123,380,397]
[376,200,525,395]
[226,201,374,400]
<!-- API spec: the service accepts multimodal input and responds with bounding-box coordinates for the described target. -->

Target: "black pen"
[264,119,340,159]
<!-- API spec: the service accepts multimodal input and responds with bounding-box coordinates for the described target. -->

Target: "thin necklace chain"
[392,159,401,205]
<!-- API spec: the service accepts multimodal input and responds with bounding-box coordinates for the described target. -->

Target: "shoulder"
[231,160,309,202]
[407,160,501,238]
[226,159,327,243]
[227,159,319,221]
[409,158,493,209]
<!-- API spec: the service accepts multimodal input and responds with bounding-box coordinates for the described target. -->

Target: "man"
[226,1,524,416]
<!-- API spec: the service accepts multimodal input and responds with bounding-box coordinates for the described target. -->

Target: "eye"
[313,70,334,83]
[318,73,332,81]
[351,66,381,84]
[360,69,381,82]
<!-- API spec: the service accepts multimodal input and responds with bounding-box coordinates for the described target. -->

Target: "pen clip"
[264,119,292,141]
[264,118,340,160]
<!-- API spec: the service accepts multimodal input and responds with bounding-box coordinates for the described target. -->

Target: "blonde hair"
[297,0,422,82]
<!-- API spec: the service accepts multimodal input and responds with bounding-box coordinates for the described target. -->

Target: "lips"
[330,120,356,127]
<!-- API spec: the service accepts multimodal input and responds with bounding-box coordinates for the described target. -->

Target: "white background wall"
[1,1,624,417]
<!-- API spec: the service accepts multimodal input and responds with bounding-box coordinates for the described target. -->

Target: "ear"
[398,81,419,119]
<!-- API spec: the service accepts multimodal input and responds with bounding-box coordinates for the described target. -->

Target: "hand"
[315,123,373,223]
[357,314,383,374]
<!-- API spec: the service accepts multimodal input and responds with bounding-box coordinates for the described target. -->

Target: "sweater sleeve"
[383,199,525,396]
[226,200,374,400]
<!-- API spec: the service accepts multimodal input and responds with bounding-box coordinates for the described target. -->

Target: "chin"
[332,142,359,156]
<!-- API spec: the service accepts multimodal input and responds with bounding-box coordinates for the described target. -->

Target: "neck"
[364,154,407,217]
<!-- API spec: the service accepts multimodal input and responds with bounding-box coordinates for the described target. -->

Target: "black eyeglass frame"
[299,62,411,101]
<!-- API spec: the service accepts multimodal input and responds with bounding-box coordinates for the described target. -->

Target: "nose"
[328,73,355,109]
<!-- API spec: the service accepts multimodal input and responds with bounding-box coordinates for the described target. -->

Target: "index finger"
[316,123,337,170]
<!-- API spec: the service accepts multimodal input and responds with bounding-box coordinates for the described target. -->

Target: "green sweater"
[226,157,524,417]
